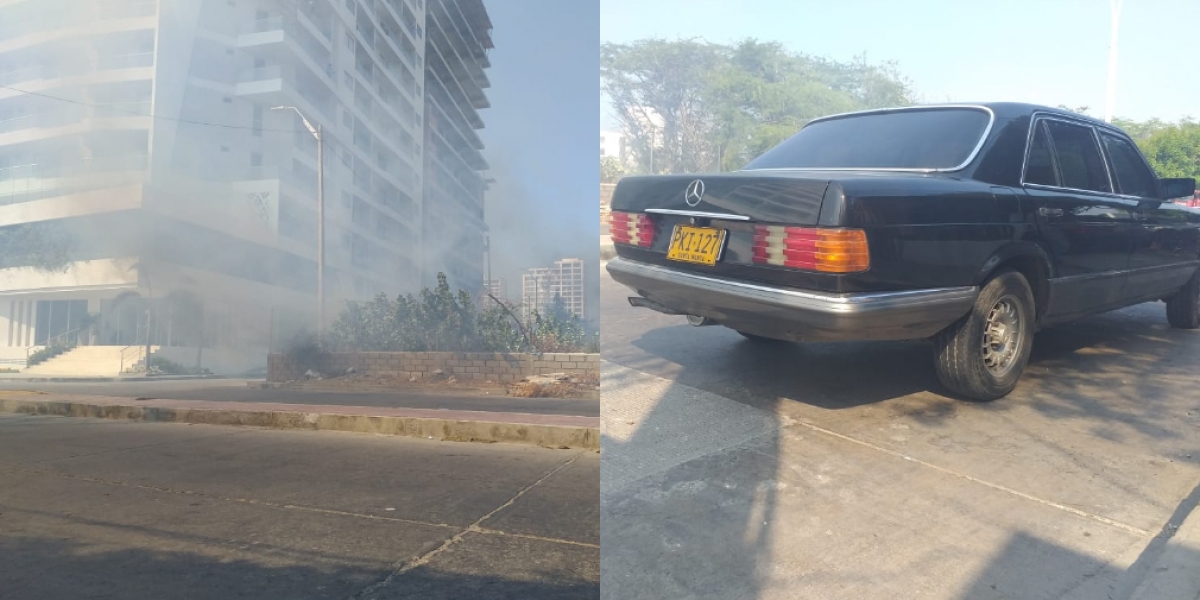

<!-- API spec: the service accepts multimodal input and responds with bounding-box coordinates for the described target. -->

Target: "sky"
[600,0,1200,129]
[480,0,600,307]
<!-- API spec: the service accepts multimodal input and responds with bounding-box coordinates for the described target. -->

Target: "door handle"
[1038,207,1064,217]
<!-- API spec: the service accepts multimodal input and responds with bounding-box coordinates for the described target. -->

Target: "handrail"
[23,326,87,368]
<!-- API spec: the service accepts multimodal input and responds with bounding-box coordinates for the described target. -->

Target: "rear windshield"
[744,108,992,170]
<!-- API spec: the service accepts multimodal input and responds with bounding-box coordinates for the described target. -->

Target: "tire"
[1166,268,1200,329]
[933,270,1036,401]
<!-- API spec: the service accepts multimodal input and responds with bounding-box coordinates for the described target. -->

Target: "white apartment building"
[0,0,491,373]
[521,258,584,322]
[600,128,625,162]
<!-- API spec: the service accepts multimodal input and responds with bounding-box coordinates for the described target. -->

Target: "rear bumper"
[607,257,979,342]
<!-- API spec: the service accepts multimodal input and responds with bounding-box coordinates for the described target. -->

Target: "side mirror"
[1162,178,1196,200]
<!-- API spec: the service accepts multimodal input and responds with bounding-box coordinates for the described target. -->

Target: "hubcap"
[981,296,1024,376]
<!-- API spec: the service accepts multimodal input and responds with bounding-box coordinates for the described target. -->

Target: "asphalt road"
[0,379,599,417]
[600,266,1200,600]
[0,413,599,599]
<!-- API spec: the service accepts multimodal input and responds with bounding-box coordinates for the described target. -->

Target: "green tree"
[600,155,626,183]
[0,222,75,272]
[601,38,913,174]
[1112,117,1172,141]
[1139,121,1200,182]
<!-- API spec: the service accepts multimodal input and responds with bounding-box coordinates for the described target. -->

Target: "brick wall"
[268,352,600,383]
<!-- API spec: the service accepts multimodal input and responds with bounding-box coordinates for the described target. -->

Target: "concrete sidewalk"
[0,392,599,450]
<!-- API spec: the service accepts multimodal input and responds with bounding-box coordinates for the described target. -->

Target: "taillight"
[752,226,869,273]
[610,211,655,247]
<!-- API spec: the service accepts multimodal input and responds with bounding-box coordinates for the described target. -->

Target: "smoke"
[479,0,600,323]
[0,0,451,372]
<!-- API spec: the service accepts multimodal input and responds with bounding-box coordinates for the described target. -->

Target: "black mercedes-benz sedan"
[606,103,1200,401]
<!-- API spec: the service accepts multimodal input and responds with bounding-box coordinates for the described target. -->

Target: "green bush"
[329,272,595,354]
[26,345,68,367]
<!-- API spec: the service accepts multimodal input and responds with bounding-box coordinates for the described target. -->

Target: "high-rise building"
[421,0,491,291]
[0,0,491,372]
[521,258,585,322]
[482,277,505,303]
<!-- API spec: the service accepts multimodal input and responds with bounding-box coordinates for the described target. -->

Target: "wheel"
[933,270,1036,401]
[1166,268,1200,329]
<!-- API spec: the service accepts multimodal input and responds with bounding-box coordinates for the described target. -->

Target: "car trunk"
[610,172,862,293]
[611,173,830,224]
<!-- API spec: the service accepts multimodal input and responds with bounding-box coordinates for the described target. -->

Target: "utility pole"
[316,122,324,340]
[272,106,324,339]
[1104,0,1125,123]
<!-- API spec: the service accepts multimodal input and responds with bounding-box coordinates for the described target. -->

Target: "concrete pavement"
[600,265,1200,600]
[0,413,599,599]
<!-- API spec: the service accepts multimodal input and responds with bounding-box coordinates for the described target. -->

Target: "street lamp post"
[272,106,324,339]
[1104,0,1125,123]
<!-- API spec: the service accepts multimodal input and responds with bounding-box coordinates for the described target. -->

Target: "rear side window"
[745,108,991,170]
[1100,133,1158,198]
[1024,122,1058,186]
[1043,120,1111,193]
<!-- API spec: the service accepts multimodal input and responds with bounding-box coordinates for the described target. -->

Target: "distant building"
[600,129,626,161]
[482,278,506,303]
[521,258,584,321]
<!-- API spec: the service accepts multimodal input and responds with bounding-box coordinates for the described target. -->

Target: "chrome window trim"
[740,104,996,174]
[1020,111,1148,200]
[644,209,751,221]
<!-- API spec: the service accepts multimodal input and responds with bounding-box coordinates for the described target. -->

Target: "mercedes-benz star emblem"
[684,179,705,207]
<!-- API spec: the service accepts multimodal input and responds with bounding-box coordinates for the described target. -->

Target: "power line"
[0,83,311,134]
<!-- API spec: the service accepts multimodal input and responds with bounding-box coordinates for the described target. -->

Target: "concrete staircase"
[22,345,159,377]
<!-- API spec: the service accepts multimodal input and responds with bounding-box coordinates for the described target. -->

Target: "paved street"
[600,267,1200,600]
[0,379,599,417]
[0,413,598,599]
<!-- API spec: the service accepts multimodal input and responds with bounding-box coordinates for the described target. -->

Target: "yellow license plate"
[667,225,727,266]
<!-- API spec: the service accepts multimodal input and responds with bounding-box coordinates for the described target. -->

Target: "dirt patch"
[265,370,600,399]
[507,372,600,399]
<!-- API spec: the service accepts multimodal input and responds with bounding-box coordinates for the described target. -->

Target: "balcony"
[96,52,154,71]
[0,65,55,87]
[0,155,148,206]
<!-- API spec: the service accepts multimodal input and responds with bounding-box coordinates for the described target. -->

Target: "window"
[1100,133,1158,198]
[1024,122,1057,186]
[345,28,354,51]
[1043,120,1110,193]
[746,108,991,170]
[251,104,263,137]
[250,152,262,167]
[343,109,353,128]
[344,70,353,88]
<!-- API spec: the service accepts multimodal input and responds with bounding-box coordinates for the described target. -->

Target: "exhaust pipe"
[628,296,684,315]
[686,314,716,327]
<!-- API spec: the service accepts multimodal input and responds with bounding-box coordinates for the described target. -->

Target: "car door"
[1097,130,1200,300]
[1022,116,1138,321]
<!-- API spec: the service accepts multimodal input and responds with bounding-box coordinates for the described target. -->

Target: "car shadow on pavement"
[602,300,1200,599]
[0,530,599,600]
[621,303,1197,422]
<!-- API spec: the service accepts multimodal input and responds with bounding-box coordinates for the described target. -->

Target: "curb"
[600,235,615,262]
[0,395,600,450]
[0,374,224,383]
